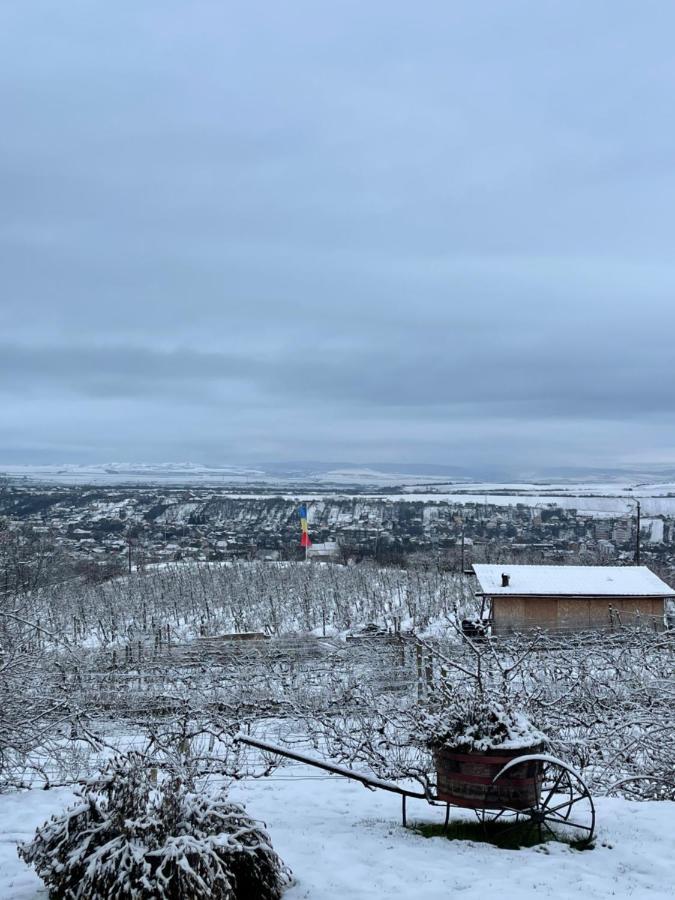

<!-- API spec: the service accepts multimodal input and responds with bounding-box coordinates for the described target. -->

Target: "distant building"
[473,564,675,634]
[611,520,632,545]
[594,521,611,540]
[642,518,665,544]
[307,541,340,561]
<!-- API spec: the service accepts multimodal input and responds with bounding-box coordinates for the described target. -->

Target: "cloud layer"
[2,1,675,472]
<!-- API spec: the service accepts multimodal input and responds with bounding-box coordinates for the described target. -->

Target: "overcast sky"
[2,1,675,474]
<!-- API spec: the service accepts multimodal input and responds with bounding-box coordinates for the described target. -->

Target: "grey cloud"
[0,345,255,401]
[2,1,675,469]
[2,338,672,427]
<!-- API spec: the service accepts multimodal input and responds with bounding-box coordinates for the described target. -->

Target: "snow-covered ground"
[0,462,459,487]
[1,768,673,899]
[178,489,675,517]
[6,463,675,517]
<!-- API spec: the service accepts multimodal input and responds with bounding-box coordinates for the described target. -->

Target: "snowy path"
[1,769,673,899]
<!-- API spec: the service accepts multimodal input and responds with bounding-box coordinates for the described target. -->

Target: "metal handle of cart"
[235,733,427,825]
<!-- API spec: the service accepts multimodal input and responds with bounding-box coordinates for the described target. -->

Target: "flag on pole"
[298,504,312,548]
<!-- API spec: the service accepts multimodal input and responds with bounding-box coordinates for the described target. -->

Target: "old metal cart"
[236,734,596,847]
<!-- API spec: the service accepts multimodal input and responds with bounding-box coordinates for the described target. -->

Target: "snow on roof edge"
[472,564,675,597]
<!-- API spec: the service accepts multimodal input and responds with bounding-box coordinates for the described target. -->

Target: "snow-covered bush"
[18,753,291,900]
[422,700,547,753]
[416,633,547,754]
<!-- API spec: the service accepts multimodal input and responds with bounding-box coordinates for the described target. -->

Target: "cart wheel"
[489,754,595,848]
[606,775,675,802]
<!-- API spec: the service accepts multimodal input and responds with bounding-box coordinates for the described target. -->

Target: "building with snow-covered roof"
[473,564,675,634]
[307,540,340,561]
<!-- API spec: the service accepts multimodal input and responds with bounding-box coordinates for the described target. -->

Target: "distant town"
[2,478,673,579]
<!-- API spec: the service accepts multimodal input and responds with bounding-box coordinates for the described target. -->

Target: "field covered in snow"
[6,463,675,518]
[1,769,674,899]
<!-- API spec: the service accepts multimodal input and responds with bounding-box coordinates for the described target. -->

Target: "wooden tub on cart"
[434,744,595,845]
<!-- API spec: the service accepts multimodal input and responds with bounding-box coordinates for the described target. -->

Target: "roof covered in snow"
[308,541,340,554]
[473,564,675,598]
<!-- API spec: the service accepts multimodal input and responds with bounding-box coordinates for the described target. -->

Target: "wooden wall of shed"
[491,595,664,634]
[558,598,586,630]
[523,596,557,629]
[608,598,664,626]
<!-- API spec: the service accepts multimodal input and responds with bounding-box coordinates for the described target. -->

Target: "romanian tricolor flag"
[298,504,312,548]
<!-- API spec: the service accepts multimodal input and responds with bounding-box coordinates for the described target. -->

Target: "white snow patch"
[2,773,674,899]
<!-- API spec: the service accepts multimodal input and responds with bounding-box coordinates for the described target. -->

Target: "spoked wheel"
[478,803,528,839]
[484,754,595,848]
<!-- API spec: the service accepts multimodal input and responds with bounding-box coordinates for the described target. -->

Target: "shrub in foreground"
[18,753,290,900]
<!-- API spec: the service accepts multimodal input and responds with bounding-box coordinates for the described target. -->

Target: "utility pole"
[635,501,641,566]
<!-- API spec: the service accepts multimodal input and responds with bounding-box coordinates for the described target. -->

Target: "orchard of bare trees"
[1,538,673,806]
[6,557,478,650]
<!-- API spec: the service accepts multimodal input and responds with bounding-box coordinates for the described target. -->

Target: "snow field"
[1,769,674,899]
